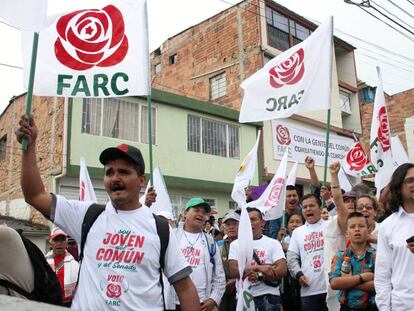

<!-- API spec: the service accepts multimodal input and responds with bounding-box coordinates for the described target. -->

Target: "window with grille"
[339,90,352,115]
[170,195,217,220]
[187,115,239,159]
[210,73,227,100]
[0,135,6,161]
[265,7,311,51]
[82,98,156,144]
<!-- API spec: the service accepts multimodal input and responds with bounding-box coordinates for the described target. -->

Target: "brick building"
[150,0,362,186]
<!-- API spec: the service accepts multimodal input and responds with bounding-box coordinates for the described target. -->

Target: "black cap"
[99,144,145,174]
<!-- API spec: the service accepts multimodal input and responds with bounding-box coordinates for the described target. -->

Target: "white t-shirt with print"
[288,219,326,297]
[53,195,190,311]
[176,231,207,302]
[228,235,285,297]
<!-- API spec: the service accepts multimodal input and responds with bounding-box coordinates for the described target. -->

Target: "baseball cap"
[343,191,357,200]
[184,198,211,213]
[99,144,145,173]
[223,211,240,223]
[50,227,67,240]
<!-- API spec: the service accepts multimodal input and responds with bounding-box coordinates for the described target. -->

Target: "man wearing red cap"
[45,227,79,307]
[15,115,199,311]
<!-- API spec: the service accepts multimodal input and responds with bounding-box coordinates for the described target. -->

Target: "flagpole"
[323,16,334,185]
[22,32,39,150]
[147,95,153,184]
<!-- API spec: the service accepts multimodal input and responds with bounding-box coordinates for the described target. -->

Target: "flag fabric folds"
[140,167,173,217]
[246,150,289,220]
[79,157,97,202]
[370,67,394,194]
[342,141,377,177]
[286,161,298,186]
[231,131,261,207]
[0,0,47,31]
[239,16,333,122]
[23,0,150,97]
[391,136,410,167]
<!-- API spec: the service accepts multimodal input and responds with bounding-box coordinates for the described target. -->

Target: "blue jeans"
[254,294,280,311]
[301,293,328,311]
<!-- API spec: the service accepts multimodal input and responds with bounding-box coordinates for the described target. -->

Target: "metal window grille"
[210,73,227,100]
[0,135,6,161]
[339,90,352,114]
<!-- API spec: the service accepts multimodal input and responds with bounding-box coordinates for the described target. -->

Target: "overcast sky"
[0,0,413,114]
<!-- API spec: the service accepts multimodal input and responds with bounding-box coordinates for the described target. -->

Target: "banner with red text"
[239,17,333,122]
[23,0,149,97]
[271,119,354,166]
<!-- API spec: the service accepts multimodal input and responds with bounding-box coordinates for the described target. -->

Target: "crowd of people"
[0,114,413,311]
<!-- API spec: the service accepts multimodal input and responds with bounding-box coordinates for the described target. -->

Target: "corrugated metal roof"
[0,216,49,235]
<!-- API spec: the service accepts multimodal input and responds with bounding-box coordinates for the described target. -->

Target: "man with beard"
[287,194,328,311]
[15,115,199,311]
[167,198,226,311]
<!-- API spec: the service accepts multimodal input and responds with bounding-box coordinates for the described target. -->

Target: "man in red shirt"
[45,227,79,307]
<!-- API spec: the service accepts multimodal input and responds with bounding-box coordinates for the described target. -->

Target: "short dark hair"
[301,193,321,207]
[246,207,263,220]
[205,219,213,226]
[287,211,305,225]
[286,185,297,191]
[389,163,414,212]
[352,183,371,195]
[346,211,368,227]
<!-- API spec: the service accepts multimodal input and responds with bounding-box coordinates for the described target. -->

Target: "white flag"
[391,136,410,167]
[338,167,353,192]
[370,67,394,193]
[231,131,261,207]
[246,150,289,220]
[0,0,47,31]
[239,16,333,122]
[23,0,149,97]
[342,141,377,177]
[236,206,255,311]
[79,157,97,202]
[140,167,173,216]
[286,161,298,186]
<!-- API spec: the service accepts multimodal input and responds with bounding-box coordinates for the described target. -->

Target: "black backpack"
[78,204,170,305]
[0,231,63,306]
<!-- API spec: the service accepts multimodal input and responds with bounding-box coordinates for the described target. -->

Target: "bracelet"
[359,274,364,284]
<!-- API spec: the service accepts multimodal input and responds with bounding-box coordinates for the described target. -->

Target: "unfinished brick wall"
[150,0,263,110]
[0,95,64,225]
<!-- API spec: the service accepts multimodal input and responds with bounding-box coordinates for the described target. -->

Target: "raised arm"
[305,156,320,188]
[329,162,347,233]
[15,115,52,218]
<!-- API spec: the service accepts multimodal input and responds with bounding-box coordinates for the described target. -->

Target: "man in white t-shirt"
[287,193,328,311]
[229,207,287,311]
[15,115,200,311]
[167,198,226,311]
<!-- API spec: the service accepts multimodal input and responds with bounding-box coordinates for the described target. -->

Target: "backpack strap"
[80,203,105,262]
[202,232,216,270]
[153,214,170,310]
[0,279,33,300]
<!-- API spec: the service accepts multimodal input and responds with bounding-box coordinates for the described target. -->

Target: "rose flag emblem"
[55,5,128,70]
[269,48,304,88]
[377,106,391,152]
[22,0,149,97]
[275,125,291,145]
[346,142,368,171]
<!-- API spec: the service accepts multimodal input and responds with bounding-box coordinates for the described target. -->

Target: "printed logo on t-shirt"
[103,274,128,307]
[252,249,267,265]
[303,230,324,273]
[181,247,201,268]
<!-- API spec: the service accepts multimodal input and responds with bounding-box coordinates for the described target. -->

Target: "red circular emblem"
[106,283,122,299]
[275,125,291,145]
[117,144,129,152]
[264,178,284,208]
[269,48,305,88]
[377,106,390,152]
[55,5,129,70]
[346,143,368,171]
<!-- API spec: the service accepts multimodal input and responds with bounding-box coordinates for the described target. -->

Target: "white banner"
[23,0,149,97]
[271,119,354,166]
[239,17,333,122]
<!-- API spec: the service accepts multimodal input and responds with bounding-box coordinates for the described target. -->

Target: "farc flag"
[246,150,289,220]
[370,67,394,194]
[0,0,47,31]
[342,141,377,177]
[231,131,261,207]
[239,16,333,122]
[23,0,149,97]
[79,157,97,202]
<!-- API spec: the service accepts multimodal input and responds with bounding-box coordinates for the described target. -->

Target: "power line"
[406,0,414,6]
[371,0,414,32]
[384,0,414,18]
[0,20,19,31]
[369,2,414,35]
[0,62,23,70]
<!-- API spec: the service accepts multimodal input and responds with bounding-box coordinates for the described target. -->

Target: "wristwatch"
[257,271,264,281]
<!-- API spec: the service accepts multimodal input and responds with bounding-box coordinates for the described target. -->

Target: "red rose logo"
[117,144,129,152]
[269,48,305,88]
[275,125,291,145]
[264,178,284,208]
[346,142,368,171]
[106,283,122,299]
[55,5,128,70]
[377,106,390,152]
